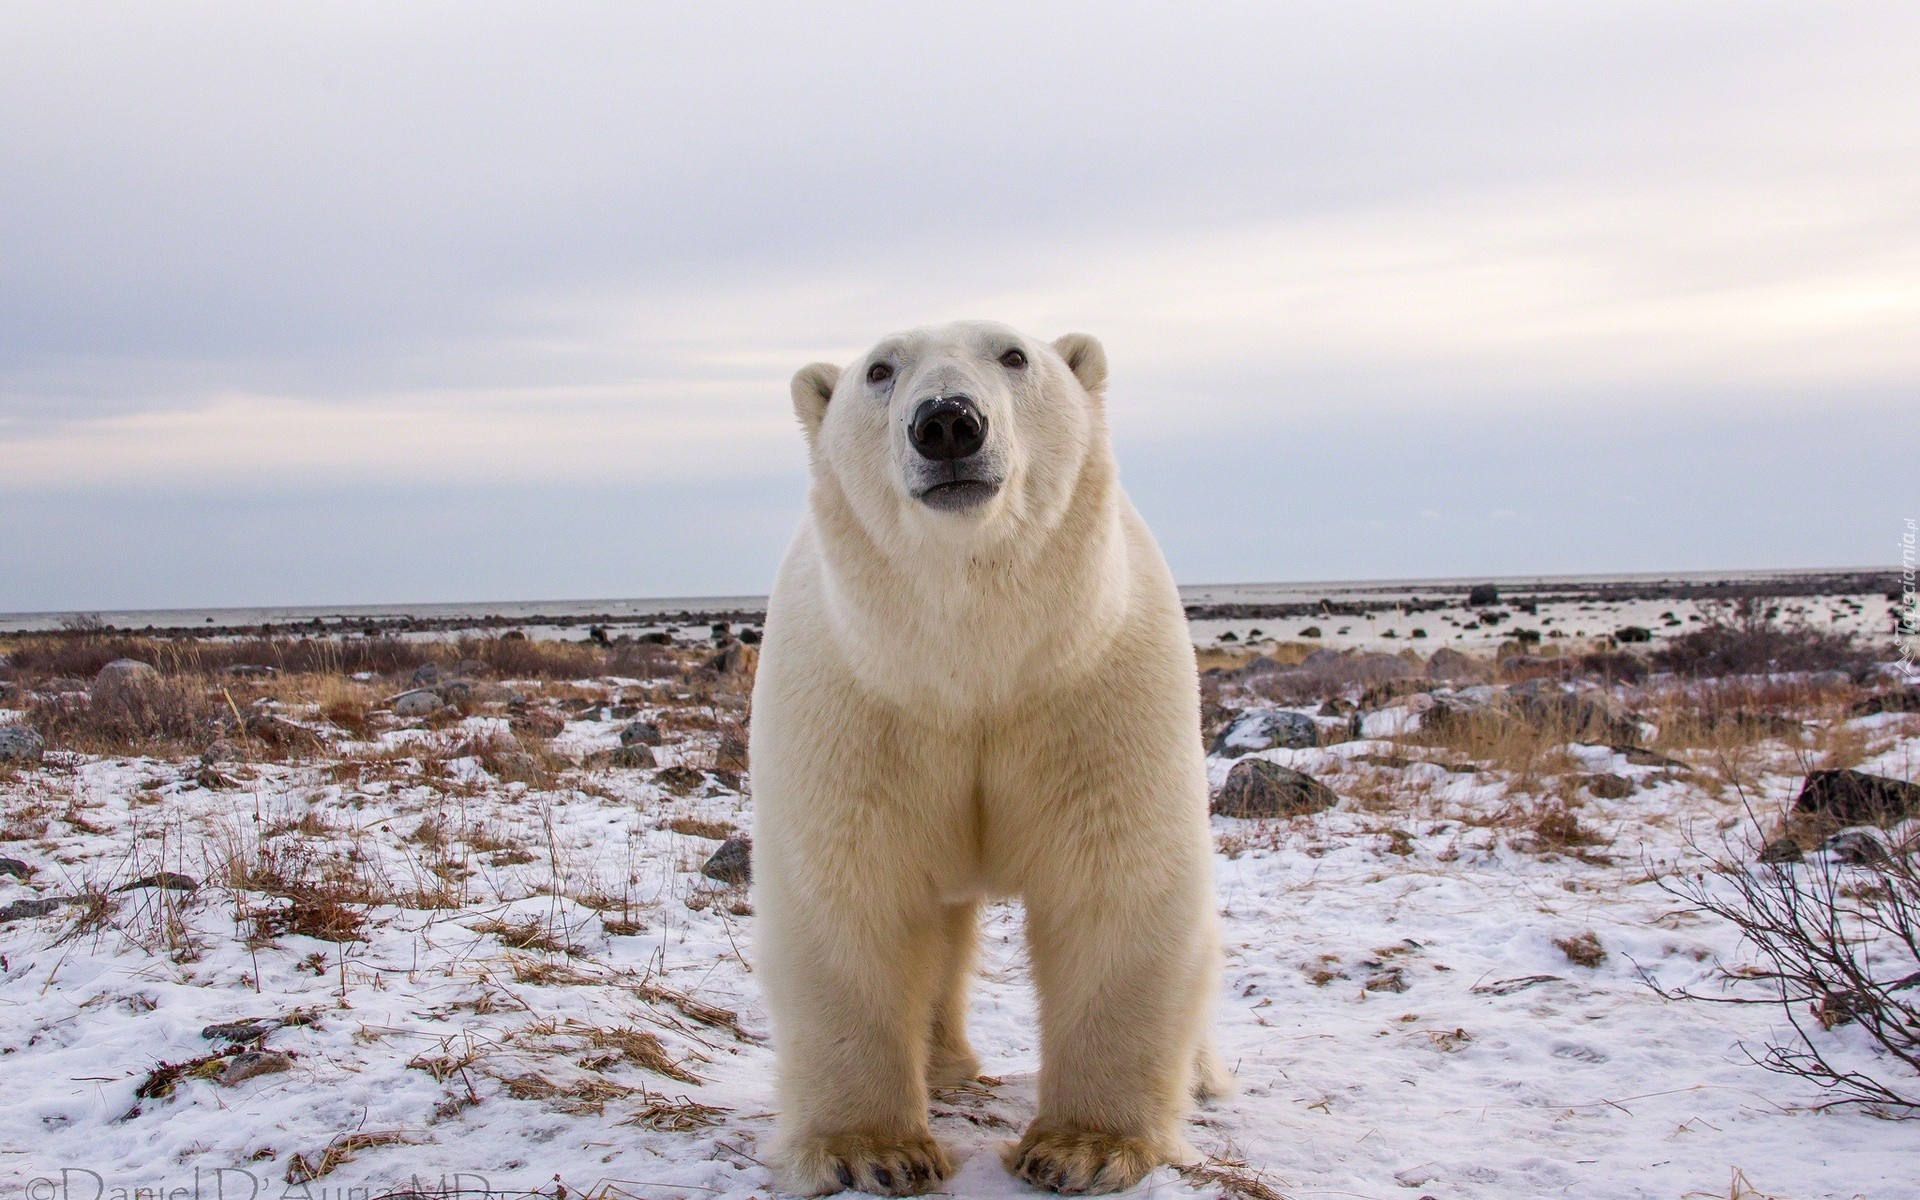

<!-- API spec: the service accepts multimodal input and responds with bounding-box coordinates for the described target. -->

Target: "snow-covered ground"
[2,694,1917,1199]
[1191,592,1903,653]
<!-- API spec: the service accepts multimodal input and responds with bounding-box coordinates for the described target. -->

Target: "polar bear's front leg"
[1007,860,1217,1194]
[760,877,954,1196]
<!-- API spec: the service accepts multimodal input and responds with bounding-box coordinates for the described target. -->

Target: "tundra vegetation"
[0,601,1914,1196]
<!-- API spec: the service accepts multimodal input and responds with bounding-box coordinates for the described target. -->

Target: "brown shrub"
[1652,599,1880,678]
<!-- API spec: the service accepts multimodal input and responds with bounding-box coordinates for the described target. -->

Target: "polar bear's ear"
[1052,333,1107,394]
[790,362,842,437]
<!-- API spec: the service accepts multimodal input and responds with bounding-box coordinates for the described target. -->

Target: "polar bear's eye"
[866,362,893,385]
[998,348,1027,369]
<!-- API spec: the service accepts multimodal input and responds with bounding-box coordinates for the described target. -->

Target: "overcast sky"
[4,2,1917,612]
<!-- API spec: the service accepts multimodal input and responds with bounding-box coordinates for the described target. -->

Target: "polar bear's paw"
[1004,1126,1162,1195]
[781,1131,954,1196]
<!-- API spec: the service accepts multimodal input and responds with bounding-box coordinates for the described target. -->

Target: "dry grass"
[1554,930,1608,968]
[285,1130,420,1184]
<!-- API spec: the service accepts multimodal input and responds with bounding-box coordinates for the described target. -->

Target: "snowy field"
[2,623,1917,1200]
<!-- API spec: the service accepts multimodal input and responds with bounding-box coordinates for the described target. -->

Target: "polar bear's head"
[789,321,1109,544]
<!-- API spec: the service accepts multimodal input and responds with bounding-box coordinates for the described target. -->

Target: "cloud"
[2,2,1916,604]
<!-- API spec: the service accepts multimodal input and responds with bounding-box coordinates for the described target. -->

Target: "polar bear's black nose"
[909,395,988,461]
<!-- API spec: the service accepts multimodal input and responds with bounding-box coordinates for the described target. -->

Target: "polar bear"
[750,321,1224,1196]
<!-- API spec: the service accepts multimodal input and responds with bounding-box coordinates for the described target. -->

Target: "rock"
[510,709,565,739]
[1301,648,1342,668]
[216,1050,294,1086]
[1467,584,1500,607]
[1425,647,1480,681]
[1614,626,1653,644]
[1358,678,1432,709]
[1852,688,1920,717]
[707,640,755,675]
[1317,698,1354,717]
[202,1017,281,1043]
[433,680,474,705]
[1793,770,1920,826]
[0,897,63,922]
[700,835,752,885]
[410,663,446,687]
[1506,686,1641,745]
[1581,773,1634,800]
[1757,837,1804,864]
[115,872,198,892]
[618,720,664,747]
[91,659,159,702]
[1209,708,1319,756]
[606,744,657,769]
[391,688,443,717]
[1211,759,1338,818]
[715,732,750,771]
[1818,827,1891,867]
[655,764,707,795]
[194,765,236,790]
[1235,655,1285,679]
[1611,744,1686,769]
[0,725,45,764]
[0,857,28,879]
[199,739,239,766]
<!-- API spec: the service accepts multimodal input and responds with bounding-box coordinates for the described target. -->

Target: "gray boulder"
[0,897,63,923]
[1209,708,1319,756]
[606,744,657,769]
[1818,827,1891,867]
[700,835,752,885]
[619,720,664,747]
[1211,759,1338,818]
[0,725,44,764]
[91,659,159,703]
[391,688,444,717]
[1425,647,1480,681]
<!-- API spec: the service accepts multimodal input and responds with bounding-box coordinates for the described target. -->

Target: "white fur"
[752,321,1224,1196]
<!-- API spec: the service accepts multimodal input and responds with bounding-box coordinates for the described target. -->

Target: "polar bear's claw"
[1005,1127,1160,1195]
[783,1132,953,1196]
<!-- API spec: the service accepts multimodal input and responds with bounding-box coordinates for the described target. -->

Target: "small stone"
[714,732,750,771]
[0,897,62,922]
[606,744,657,769]
[391,688,444,717]
[1211,759,1338,818]
[707,641,753,675]
[1581,774,1634,800]
[0,857,29,879]
[1757,837,1804,864]
[1819,827,1892,867]
[618,720,664,747]
[700,836,752,885]
[0,725,44,764]
[202,1017,281,1043]
[116,872,198,892]
[215,1050,294,1086]
[1466,584,1500,607]
[654,765,707,795]
[510,709,566,739]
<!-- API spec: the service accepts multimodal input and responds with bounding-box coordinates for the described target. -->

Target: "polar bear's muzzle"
[906,394,1003,512]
